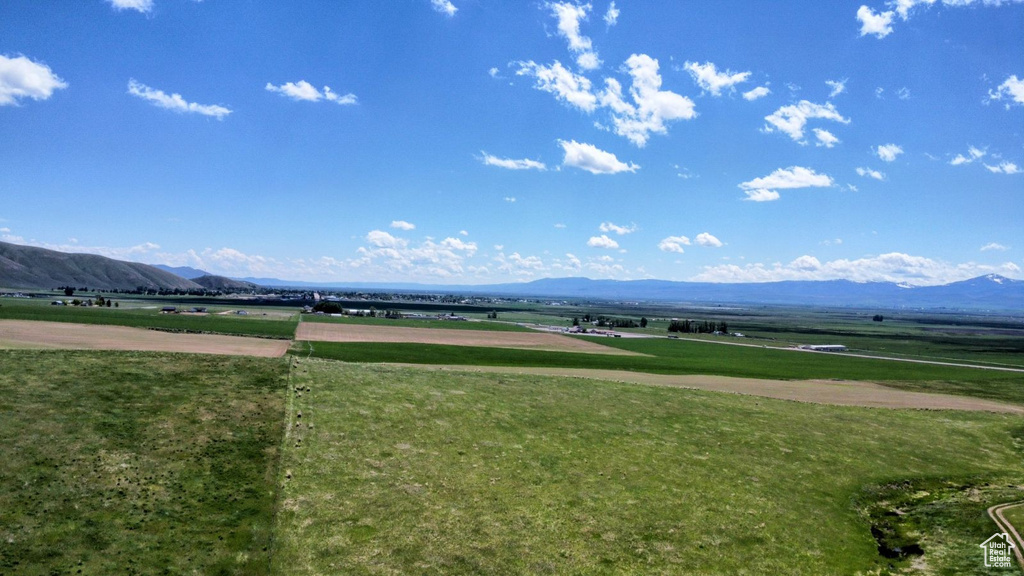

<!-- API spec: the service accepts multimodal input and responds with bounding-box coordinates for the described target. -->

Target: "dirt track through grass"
[389,364,1024,413]
[0,319,290,357]
[295,321,644,355]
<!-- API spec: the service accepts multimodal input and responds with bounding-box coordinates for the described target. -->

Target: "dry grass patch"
[295,322,642,356]
[0,319,290,357]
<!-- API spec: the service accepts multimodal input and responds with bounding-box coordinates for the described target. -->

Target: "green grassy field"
[298,338,1024,404]
[272,360,1024,575]
[0,350,287,575]
[301,313,534,332]
[0,299,298,339]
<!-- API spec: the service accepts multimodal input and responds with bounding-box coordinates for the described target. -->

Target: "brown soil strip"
[382,364,1024,414]
[0,320,289,357]
[988,501,1024,570]
[295,322,643,356]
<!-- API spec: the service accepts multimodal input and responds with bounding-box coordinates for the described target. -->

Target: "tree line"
[667,319,729,334]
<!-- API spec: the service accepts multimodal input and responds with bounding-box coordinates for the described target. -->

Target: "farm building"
[799,344,848,352]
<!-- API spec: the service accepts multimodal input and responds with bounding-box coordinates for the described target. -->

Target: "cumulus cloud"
[741,166,833,191]
[989,75,1024,108]
[265,80,357,105]
[107,0,153,13]
[548,2,601,70]
[984,161,1021,174]
[658,236,690,253]
[742,86,771,101]
[981,242,1009,251]
[857,5,895,38]
[353,230,481,279]
[587,234,620,249]
[431,0,458,17]
[559,139,639,174]
[763,100,849,143]
[742,189,781,202]
[479,151,547,170]
[504,196,517,203]
[604,1,619,26]
[516,60,598,112]
[693,251,1022,286]
[826,79,848,98]
[0,54,68,106]
[390,220,416,231]
[683,61,751,96]
[950,146,986,165]
[875,143,904,162]
[599,221,637,235]
[856,167,886,180]
[814,128,840,148]
[598,54,696,146]
[695,232,723,247]
[127,79,231,119]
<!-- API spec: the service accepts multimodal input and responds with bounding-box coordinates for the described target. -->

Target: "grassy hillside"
[0,240,201,291]
[273,360,1024,574]
[0,350,287,575]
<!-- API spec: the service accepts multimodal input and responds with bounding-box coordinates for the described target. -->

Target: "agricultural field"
[2,293,1024,574]
[273,360,1024,575]
[302,313,535,332]
[0,296,298,339]
[0,350,287,575]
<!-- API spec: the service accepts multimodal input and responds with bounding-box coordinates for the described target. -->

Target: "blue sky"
[1,0,1022,285]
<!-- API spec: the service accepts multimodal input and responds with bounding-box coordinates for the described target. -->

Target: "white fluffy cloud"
[740,166,834,193]
[480,152,547,171]
[990,75,1024,107]
[0,54,68,106]
[431,0,458,17]
[390,220,416,231]
[857,5,895,38]
[764,100,849,143]
[814,128,840,148]
[559,140,639,174]
[604,1,619,26]
[984,161,1021,174]
[107,0,153,13]
[950,146,986,165]
[587,234,620,249]
[599,221,637,235]
[518,54,694,147]
[354,230,479,278]
[265,80,357,105]
[875,143,904,162]
[658,236,690,253]
[694,251,1022,286]
[742,189,780,202]
[548,2,601,70]
[127,79,231,119]
[695,232,723,248]
[742,86,771,101]
[856,167,886,180]
[599,54,696,146]
[516,60,598,112]
[683,61,751,96]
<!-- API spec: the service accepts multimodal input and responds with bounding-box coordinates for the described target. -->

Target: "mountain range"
[1,241,1022,309]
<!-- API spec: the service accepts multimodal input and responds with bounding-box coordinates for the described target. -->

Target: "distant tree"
[313,301,343,314]
[114,302,119,308]
[640,317,648,328]
[572,317,579,327]
[487,311,498,319]
[668,320,686,333]
[872,315,884,322]
[64,287,74,296]
[106,300,112,308]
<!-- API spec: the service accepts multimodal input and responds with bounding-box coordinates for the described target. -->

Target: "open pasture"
[295,321,644,355]
[0,350,287,575]
[0,297,298,339]
[0,319,291,357]
[273,360,1024,575]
